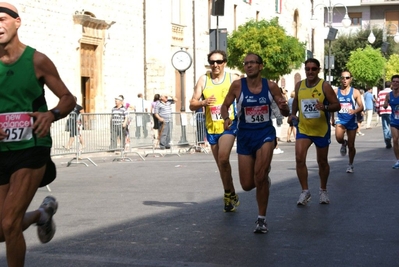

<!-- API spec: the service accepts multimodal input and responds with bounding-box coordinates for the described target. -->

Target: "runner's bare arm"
[287,81,301,124]
[30,51,75,137]
[221,79,240,128]
[323,82,340,112]
[189,74,207,111]
[353,89,364,114]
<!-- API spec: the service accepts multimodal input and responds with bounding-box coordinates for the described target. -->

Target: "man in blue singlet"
[331,71,364,173]
[383,74,399,169]
[221,53,289,234]
[0,3,75,266]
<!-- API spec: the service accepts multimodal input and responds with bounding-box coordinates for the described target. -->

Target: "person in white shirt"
[133,93,149,138]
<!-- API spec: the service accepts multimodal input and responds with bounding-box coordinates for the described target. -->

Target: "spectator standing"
[383,75,399,169]
[151,94,160,139]
[374,93,381,126]
[376,81,392,148]
[110,95,128,150]
[271,101,284,154]
[0,3,76,266]
[356,89,365,136]
[286,91,296,142]
[134,93,149,138]
[221,53,290,233]
[124,103,134,150]
[364,87,374,129]
[64,96,84,150]
[288,58,340,205]
[155,95,177,149]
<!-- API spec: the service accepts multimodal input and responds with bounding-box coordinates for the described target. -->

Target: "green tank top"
[0,46,52,151]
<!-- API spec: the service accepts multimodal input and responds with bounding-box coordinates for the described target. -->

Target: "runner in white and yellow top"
[189,50,240,213]
[288,58,340,206]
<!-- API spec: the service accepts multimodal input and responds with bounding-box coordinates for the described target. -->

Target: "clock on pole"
[171,48,192,145]
[171,49,192,72]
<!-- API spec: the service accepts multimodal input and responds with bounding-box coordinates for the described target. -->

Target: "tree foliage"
[385,54,399,81]
[330,28,399,88]
[227,18,306,80]
[346,45,386,87]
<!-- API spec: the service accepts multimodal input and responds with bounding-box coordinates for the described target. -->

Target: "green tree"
[330,28,399,88]
[346,45,386,87]
[227,18,305,80]
[385,54,399,81]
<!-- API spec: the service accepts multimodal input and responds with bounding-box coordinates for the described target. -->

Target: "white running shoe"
[297,191,311,205]
[319,190,330,204]
[273,148,284,155]
[253,218,268,234]
[346,165,354,173]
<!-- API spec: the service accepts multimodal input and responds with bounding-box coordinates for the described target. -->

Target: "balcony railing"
[361,0,399,5]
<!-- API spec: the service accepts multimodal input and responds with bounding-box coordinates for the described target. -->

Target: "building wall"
[11,0,314,112]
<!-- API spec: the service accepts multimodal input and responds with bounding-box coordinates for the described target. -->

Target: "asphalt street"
[0,122,398,267]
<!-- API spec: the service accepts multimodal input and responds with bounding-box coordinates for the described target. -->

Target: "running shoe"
[297,191,311,205]
[346,165,354,173]
[37,196,58,243]
[223,194,235,212]
[392,161,399,169]
[319,190,330,204]
[230,194,240,207]
[253,218,268,234]
[340,140,347,156]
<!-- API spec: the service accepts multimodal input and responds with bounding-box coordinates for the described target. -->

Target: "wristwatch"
[324,105,329,111]
[50,108,61,121]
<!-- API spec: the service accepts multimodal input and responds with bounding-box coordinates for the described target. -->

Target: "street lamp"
[368,23,399,45]
[310,0,351,84]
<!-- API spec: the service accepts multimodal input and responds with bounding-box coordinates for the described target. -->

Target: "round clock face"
[171,50,192,72]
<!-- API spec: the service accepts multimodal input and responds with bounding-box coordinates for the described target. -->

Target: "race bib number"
[339,103,351,114]
[0,112,33,142]
[244,105,269,123]
[210,105,223,121]
[210,105,232,121]
[301,99,320,119]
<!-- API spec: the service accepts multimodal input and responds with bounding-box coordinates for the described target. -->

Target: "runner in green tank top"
[0,3,75,266]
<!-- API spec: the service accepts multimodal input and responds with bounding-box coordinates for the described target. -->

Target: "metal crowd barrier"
[50,111,205,166]
[187,112,209,153]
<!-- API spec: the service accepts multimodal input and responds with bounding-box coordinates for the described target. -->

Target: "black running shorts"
[0,147,56,186]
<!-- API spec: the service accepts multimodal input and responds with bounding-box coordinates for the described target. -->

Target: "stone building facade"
[11,0,314,112]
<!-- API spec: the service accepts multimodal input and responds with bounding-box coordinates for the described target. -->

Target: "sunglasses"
[305,67,319,71]
[341,76,351,80]
[209,60,225,65]
[243,60,261,66]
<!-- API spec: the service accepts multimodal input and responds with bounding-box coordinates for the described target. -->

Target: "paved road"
[1,123,398,267]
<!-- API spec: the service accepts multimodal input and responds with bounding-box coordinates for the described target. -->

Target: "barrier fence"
[50,111,208,166]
